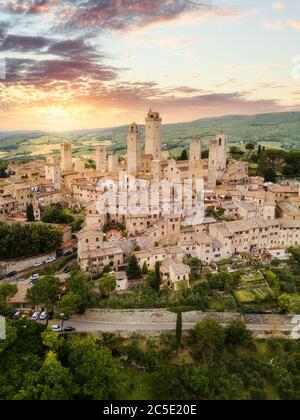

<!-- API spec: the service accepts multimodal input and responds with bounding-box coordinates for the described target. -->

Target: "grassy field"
[234,272,274,304]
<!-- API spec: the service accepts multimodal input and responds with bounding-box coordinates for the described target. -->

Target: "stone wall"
[76,308,241,324]
[77,309,294,326]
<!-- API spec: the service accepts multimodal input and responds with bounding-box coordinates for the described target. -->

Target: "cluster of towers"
[127,109,162,177]
[59,109,228,188]
[126,109,228,186]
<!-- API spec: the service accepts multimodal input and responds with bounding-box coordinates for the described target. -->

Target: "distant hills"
[0,111,299,160]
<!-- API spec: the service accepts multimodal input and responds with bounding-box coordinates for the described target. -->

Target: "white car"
[31,311,40,320]
[29,274,39,283]
[34,261,43,267]
[46,256,56,264]
[51,325,62,333]
[39,311,48,320]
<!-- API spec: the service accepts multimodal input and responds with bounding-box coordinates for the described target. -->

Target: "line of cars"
[13,309,48,321]
[0,256,58,282]
[13,309,76,333]
[33,256,56,268]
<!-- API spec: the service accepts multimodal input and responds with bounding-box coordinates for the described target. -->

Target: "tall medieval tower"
[189,138,202,179]
[127,122,141,176]
[60,143,73,172]
[95,144,107,174]
[208,133,228,188]
[145,109,162,160]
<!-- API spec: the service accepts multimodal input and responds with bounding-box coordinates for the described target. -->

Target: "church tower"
[127,122,141,176]
[145,109,162,160]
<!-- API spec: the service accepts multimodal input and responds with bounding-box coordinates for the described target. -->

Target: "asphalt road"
[50,319,297,334]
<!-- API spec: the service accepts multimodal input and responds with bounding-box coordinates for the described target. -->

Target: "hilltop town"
[1,109,300,289]
[1,111,300,401]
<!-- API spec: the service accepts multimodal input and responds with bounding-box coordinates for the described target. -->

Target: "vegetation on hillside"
[0,221,62,260]
[1,316,300,400]
[1,112,300,161]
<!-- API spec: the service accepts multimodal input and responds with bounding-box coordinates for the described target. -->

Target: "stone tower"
[108,154,119,174]
[95,144,107,174]
[208,134,227,174]
[190,138,202,162]
[208,133,228,188]
[60,143,73,172]
[189,138,202,179]
[127,122,141,176]
[145,109,162,160]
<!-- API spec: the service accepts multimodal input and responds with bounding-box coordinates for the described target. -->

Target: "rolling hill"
[0,111,299,160]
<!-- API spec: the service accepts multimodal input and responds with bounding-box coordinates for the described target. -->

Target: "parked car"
[31,311,40,320]
[21,309,33,319]
[63,326,76,333]
[46,256,56,264]
[51,325,62,333]
[13,310,22,319]
[7,271,17,278]
[34,260,43,268]
[29,274,39,284]
[39,311,48,320]
[63,266,70,273]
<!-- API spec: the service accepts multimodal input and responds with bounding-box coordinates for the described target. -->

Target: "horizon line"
[0,110,298,135]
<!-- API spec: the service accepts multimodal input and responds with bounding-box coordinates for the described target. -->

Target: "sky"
[0,0,299,131]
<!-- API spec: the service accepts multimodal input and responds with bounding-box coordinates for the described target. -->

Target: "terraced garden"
[234,272,274,304]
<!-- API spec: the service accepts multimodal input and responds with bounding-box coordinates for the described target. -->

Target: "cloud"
[0,34,51,52]
[263,20,284,30]
[1,0,245,32]
[272,1,286,10]
[1,0,59,14]
[289,20,300,31]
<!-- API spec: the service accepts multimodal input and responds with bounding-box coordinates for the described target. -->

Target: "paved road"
[49,319,297,334]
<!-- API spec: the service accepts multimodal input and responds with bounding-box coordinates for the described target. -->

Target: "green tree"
[262,167,277,183]
[15,351,76,400]
[42,203,74,225]
[99,273,116,298]
[278,294,291,314]
[265,271,280,296]
[180,149,188,160]
[191,319,225,366]
[26,204,35,222]
[142,261,149,275]
[245,143,255,151]
[41,327,64,352]
[26,276,60,321]
[225,320,252,346]
[57,292,82,317]
[0,283,17,302]
[230,146,244,157]
[0,221,62,260]
[176,312,183,344]
[0,163,8,178]
[185,365,209,397]
[152,261,161,292]
[67,335,120,400]
[67,270,94,313]
[71,218,84,233]
[126,255,142,280]
[189,258,203,281]
[205,206,225,221]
